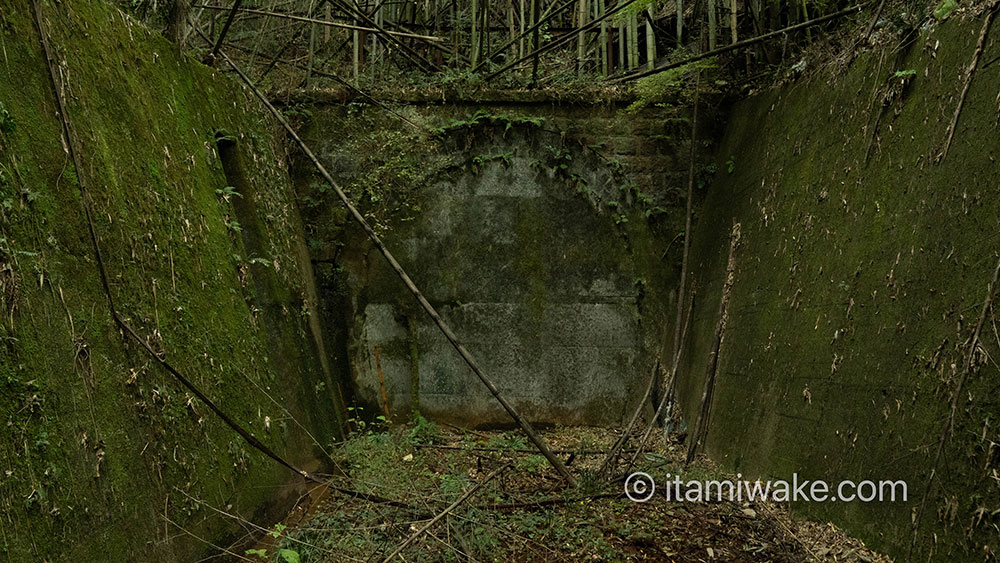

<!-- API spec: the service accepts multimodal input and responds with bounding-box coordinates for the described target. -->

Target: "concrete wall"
[0,2,345,559]
[293,100,710,427]
[680,14,1000,562]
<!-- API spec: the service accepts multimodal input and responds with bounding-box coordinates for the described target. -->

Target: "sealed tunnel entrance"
[292,105,697,428]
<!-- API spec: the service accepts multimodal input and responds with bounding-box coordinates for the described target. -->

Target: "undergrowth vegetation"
[258,424,888,562]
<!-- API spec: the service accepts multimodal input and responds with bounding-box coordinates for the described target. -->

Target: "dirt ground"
[239,423,892,562]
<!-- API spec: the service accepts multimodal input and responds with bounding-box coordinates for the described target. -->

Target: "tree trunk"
[676,0,683,44]
[165,0,190,55]
[731,0,737,44]
[645,6,655,69]
[599,0,608,74]
[472,0,479,67]
[708,0,717,49]
[577,0,587,73]
[519,0,526,58]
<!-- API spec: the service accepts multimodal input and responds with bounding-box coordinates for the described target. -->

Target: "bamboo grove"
[121,0,868,88]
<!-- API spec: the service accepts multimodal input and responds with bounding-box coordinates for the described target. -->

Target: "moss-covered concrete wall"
[0,1,344,559]
[291,101,711,427]
[681,12,1000,561]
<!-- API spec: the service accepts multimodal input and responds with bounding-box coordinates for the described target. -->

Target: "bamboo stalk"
[645,6,654,69]
[508,0,516,63]
[599,0,607,74]
[676,0,682,43]
[486,0,642,81]
[472,0,479,66]
[519,0,526,58]
[530,0,539,83]
[211,0,243,60]
[325,3,332,42]
[708,0,716,49]
[353,19,360,80]
[472,0,577,73]
[618,19,625,70]
[483,0,489,59]
[730,0,737,44]
[609,3,867,82]
[329,0,441,71]
[628,12,637,69]
[577,0,587,73]
[306,0,317,87]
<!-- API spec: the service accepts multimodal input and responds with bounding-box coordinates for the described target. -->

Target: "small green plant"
[225,220,242,233]
[576,469,604,495]
[243,525,301,562]
[408,415,442,444]
[516,454,548,474]
[470,152,513,172]
[435,110,544,136]
[484,433,527,452]
[282,103,314,118]
[0,102,15,134]
[726,155,736,174]
[215,186,242,200]
[626,58,717,113]
[933,0,957,20]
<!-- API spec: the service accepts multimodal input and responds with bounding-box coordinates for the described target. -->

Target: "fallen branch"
[686,222,741,465]
[622,295,694,474]
[415,444,627,455]
[937,0,1000,163]
[381,464,510,562]
[209,44,577,487]
[665,66,701,423]
[483,492,619,510]
[599,355,661,476]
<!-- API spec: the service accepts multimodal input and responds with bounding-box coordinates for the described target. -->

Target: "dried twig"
[380,464,510,562]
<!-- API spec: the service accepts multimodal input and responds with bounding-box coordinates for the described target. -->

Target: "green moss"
[682,18,1000,562]
[0,0,345,559]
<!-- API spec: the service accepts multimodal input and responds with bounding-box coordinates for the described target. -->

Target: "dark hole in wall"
[214,129,272,295]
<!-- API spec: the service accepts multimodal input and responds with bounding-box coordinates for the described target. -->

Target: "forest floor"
[243,422,892,562]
